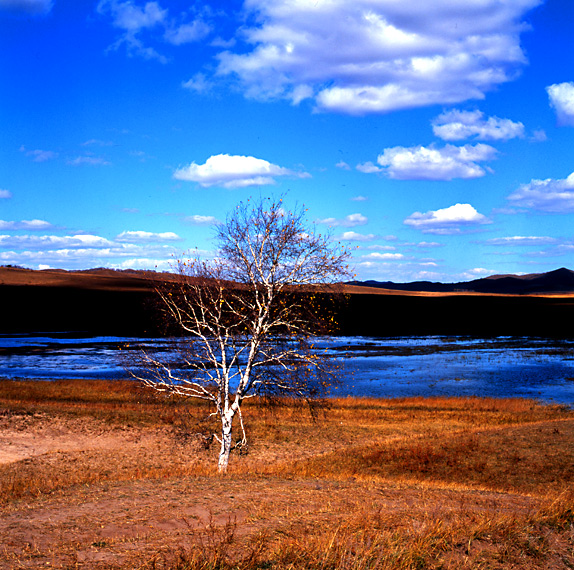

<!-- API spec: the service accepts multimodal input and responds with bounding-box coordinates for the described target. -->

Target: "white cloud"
[523,243,574,258]
[103,0,166,31]
[507,172,574,213]
[335,160,351,170]
[0,226,191,270]
[414,241,443,248]
[317,213,367,227]
[0,241,181,270]
[363,252,405,260]
[113,258,175,271]
[0,0,52,15]
[356,161,383,174]
[0,219,54,231]
[485,236,558,246]
[530,129,547,142]
[0,234,115,249]
[173,153,309,189]
[361,143,497,180]
[182,73,213,94]
[337,231,375,242]
[351,195,367,202]
[366,244,396,251]
[20,146,58,162]
[97,0,169,62]
[432,109,524,141]
[116,230,181,243]
[67,155,111,166]
[404,203,490,234]
[82,139,114,147]
[216,0,539,115]
[183,215,219,225]
[460,267,497,279]
[547,82,574,126]
[165,19,211,45]
[0,189,12,199]
[98,1,213,62]
[354,259,450,281]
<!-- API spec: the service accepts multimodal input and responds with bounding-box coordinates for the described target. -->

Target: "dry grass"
[1,379,573,569]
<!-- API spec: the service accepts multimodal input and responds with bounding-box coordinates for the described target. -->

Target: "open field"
[1,379,573,569]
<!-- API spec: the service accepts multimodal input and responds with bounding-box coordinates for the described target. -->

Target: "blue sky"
[1,0,573,282]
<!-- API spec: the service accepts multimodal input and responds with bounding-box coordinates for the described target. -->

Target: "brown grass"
[1,379,573,569]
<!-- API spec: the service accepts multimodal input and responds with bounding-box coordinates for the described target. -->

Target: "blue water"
[1,334,573,405]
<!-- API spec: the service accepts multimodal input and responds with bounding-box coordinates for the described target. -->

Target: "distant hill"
[2,266,574,336]
[349,267,574,295]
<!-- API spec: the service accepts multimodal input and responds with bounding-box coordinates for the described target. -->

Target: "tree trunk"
[217,414,233,473]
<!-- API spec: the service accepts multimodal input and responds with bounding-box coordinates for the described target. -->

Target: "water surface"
[1,334,573,405]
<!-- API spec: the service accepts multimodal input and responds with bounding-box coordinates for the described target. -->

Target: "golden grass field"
[1,379,573,569]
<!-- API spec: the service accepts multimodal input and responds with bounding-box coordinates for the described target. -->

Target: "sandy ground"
[0,412,146,465]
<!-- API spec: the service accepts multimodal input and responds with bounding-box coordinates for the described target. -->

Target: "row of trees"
[132,197,351,472]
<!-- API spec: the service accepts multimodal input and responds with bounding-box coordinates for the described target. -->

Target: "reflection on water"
[0,333,573,404]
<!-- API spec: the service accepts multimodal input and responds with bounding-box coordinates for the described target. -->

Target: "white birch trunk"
[217,412,234,473]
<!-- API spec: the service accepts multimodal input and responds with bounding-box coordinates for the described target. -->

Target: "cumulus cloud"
[507,172,574,213]
[173,154,309,189]
[336,231,375,242]
[183,215,219,225]
[0,189,12,199]
[115,230,181,243]
[547,82,574,126]
[0,0,53,15]
[432,109,524,141]
[358,143,497,180]
[317,213,367,227]
[404,203,490,234]
[0,219,54,231]
[216,0,539,115]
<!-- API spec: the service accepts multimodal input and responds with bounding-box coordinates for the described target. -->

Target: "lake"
[1,333,573,405]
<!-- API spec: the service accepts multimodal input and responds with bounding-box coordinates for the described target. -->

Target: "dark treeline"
[339,293,574,338]
[3,283,574,338]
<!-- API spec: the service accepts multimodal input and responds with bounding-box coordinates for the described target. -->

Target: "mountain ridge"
[350,267,574,295]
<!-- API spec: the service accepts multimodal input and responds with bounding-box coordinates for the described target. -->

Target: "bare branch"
[130,195,351,472]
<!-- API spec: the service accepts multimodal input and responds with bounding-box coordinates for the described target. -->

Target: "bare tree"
[132,196,351,472]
